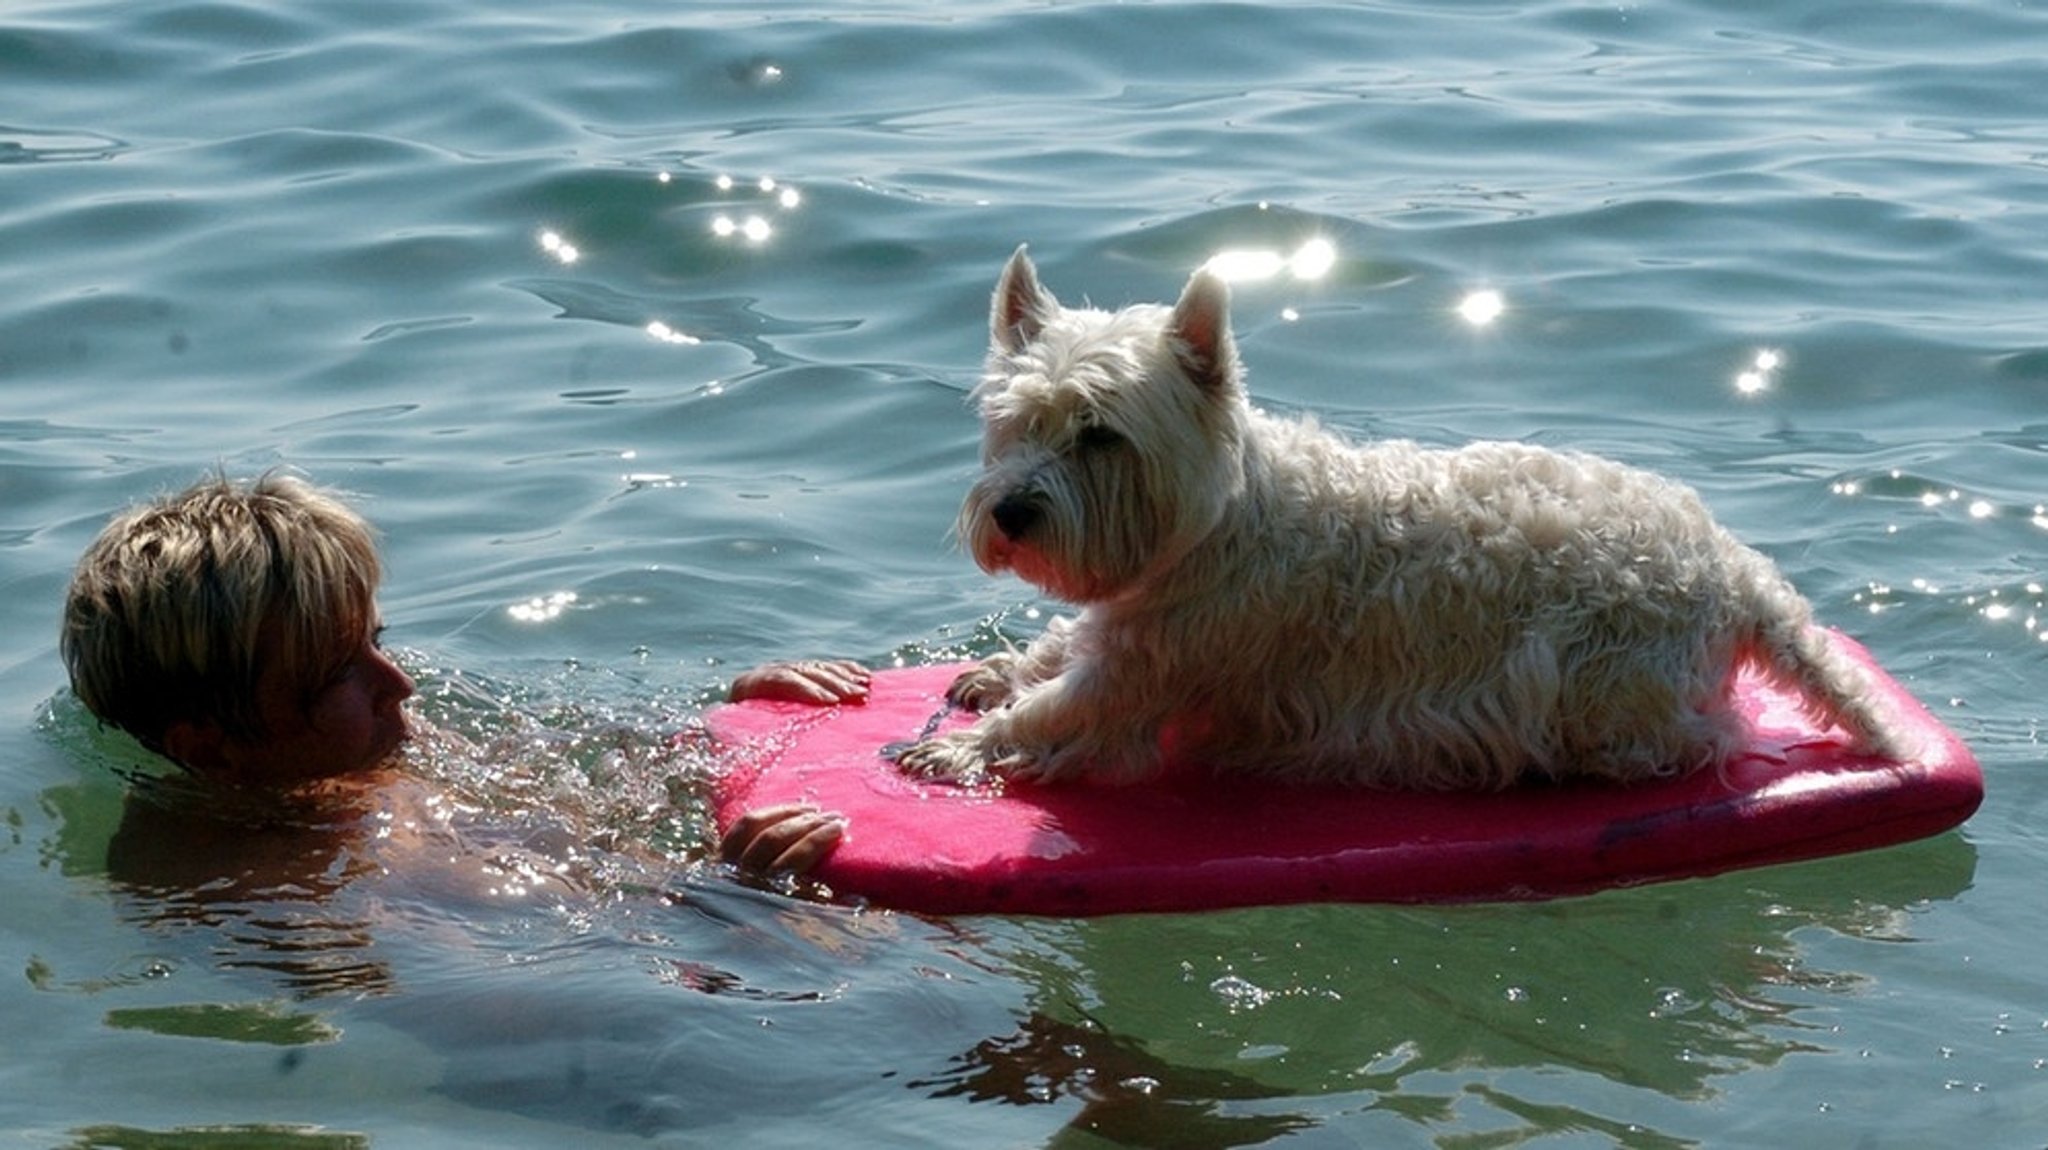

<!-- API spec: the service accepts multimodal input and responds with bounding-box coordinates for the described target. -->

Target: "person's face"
[203,621,416,786]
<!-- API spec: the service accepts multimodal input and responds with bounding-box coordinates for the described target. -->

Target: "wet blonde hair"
[61,472,383,751]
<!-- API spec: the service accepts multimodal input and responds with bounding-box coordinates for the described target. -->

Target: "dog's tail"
[1734,548,1915,761]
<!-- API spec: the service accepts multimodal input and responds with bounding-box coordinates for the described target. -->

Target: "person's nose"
[371,646,416,702]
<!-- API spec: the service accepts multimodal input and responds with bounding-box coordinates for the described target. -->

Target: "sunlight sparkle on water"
[645,321,699,346]
[1289,238,1337,279]
[1201,238,1337,283]
[1203,249,1285,281]
[1735,348,1782,395]
[704,173,801,244]
[538,230,579,264]
[711,215,773,242]
[508,590,578,623]
[1457,289,1505,327]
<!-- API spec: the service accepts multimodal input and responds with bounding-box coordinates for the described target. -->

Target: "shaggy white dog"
[894,248,1900,788]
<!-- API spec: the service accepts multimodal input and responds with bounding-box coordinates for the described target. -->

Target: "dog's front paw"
[893,729,999,786]
[946,656,1018,712]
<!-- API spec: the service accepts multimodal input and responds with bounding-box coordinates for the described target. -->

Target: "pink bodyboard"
[707,631,1981,916]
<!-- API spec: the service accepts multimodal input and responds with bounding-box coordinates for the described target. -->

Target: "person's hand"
[719,803,846,875]
[728,659,872,705]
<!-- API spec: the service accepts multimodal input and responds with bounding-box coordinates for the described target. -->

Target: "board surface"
[706,632,1981,916]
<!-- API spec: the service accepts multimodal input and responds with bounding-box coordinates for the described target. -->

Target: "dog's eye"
[1075,425,1124,452]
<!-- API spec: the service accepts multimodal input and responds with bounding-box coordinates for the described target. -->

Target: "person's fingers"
[730,661,872,704]
[721,805,846,872]
[806,660,871,701]
[719,802,811,863]
[768,815,846,874]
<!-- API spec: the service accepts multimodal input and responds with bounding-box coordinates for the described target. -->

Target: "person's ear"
[161,719,228,776]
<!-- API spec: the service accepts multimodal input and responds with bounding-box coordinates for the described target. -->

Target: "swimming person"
[60,471,863,882]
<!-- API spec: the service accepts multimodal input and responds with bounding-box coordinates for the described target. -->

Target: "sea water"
[3,1,2046,1145]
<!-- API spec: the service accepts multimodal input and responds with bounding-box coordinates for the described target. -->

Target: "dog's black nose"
[992,495,1039,540]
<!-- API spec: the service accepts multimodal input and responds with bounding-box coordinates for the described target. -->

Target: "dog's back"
[1173,429,1892,786]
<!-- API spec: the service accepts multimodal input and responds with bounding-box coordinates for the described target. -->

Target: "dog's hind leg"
[1734,551,1910,759]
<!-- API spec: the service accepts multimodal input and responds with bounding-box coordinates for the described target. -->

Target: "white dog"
[894,248,1901,789]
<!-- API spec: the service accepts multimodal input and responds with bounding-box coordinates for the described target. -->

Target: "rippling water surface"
[5,1,2046,1146]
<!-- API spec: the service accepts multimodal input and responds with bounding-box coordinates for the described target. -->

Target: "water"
[4,0,2046,1144]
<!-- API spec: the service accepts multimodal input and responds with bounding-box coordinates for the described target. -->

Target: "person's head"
[61,472,414,785]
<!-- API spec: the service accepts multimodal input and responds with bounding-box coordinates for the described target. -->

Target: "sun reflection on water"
[705,172,800,246]
[1201,238,1337,283]
[1734,348,1781,395]
[1457,289,1505,327]
[1834,465,2046,637]
[538,230,579,264]
[508,591,578,624]
[530,169,814,347]
[711,214,773,242]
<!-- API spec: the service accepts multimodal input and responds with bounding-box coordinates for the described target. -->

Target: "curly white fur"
[895,248,1902,789]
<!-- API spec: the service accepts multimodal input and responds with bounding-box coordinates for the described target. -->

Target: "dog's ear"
[992,245,1057,354]
[1169,269,1238,394]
